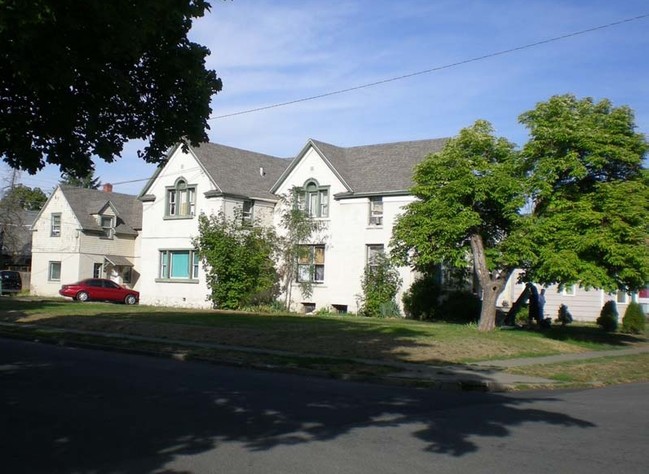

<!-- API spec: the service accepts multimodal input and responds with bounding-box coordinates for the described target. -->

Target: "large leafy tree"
[1,184,47,211]
[0,0,222,177]
[519,95,649,291]
[392,95,649,332]
[391,120,526,331]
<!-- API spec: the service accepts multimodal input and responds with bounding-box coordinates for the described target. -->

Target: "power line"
[210,13,649,120]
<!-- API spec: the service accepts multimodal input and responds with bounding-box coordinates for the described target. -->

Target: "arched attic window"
[299,179,329,218]
[166,177,196,218]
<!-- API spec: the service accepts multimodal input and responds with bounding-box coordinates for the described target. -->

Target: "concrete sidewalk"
[1,321,646,391]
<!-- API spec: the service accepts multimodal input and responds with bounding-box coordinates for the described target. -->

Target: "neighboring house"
[1,209,38,271]
[270,138,448,313]
[136,142,288,308]
[499,270,646,322]
[30,185,141,297]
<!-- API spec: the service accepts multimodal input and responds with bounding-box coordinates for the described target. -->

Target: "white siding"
[501,270,611,323]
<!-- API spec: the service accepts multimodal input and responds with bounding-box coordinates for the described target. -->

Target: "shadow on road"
[1,339,597,473]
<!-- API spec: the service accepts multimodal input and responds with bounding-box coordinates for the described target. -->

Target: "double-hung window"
[616,290,629,304]
[562,285,576,296]
[300,180,329,218]
[166,179,196,218]
[242,200,253,226]
[159,250,199,280]
[100,216,115,239]
[297,245,325,283]
[93,263,103,278]
[49,261,61,281]
[369,197,383,226]
[366,244,385,273]
[51,213,61,237]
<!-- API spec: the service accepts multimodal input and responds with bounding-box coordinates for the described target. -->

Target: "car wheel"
[77,291,89,302]
[124,294,137,305]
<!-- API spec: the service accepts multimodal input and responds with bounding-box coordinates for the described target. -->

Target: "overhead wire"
[209,13,649,120]
[16,13,649,191]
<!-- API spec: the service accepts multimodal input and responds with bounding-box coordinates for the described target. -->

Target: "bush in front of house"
[556,304,573,326]
[402,273,443,320]
[439,290,481,324]
[622,302,646,334]
[359,254,402,318]
[596,300,618,332]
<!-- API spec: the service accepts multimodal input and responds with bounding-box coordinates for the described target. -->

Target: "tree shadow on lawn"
[0,299,461,366]
[536,324,646,347]
[1,340,597,473]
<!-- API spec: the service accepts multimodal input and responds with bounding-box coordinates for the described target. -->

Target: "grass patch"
[1,297,646,365]
[507,353,649,387]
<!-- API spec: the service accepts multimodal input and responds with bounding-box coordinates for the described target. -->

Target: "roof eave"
[334,190,411,200]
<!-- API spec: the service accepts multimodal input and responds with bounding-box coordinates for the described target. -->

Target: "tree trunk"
[478,285,500,331]
[469,234,511,332]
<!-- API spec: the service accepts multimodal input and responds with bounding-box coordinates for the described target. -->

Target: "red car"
[59,278,139,305]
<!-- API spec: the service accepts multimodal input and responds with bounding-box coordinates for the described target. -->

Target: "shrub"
[514,305,530,326]
[194,212,280,309]
[556,304,573,326]
[402,274,442,320]
[622,302,646,334]
[439,291,481,324]
[359,254,402,318]
[596,300,618,332]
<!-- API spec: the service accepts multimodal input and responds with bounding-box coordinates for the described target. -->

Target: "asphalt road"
[1,338,647,474]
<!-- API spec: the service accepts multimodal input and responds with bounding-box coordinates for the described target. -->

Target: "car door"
[86,279,105,299]
[102,279,123,302]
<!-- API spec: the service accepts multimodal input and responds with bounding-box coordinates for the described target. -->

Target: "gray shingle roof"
[310,138,449,194]
[191,143,289,200]
[60,186,142,234]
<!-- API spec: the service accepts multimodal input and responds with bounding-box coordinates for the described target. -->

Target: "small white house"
[30,185,141,297]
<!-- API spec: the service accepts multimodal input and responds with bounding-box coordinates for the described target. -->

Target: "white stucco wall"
[273,146,417,314]
[138,145,282,308]
[138,147,214,308]
[30,188,82,296]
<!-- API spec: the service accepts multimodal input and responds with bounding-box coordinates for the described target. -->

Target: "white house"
[30,185,141,297]
[135,142,287,308]
[270,138,448,313]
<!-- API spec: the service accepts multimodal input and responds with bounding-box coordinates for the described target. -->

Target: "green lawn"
[1,297,645,365]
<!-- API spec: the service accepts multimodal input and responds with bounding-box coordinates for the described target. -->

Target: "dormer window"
[100,216,115,239]
[299,179,329,218]
[166,178,196,218]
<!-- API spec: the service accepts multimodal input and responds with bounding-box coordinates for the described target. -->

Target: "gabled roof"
[193,142,289,200]
[59,186,142,234]
[139,142,289,201]
[271,137,449,196]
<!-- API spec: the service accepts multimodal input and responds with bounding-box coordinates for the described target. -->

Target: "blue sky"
[10,0,649,195]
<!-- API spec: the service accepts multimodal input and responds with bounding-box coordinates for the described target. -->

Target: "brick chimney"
[102,183,113,193]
